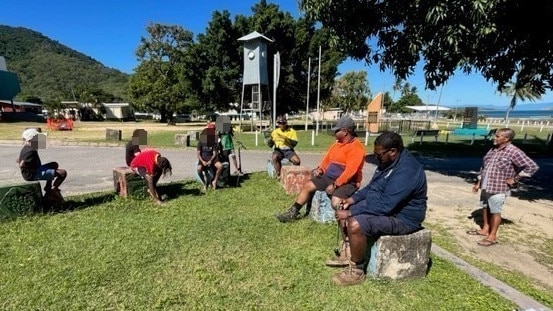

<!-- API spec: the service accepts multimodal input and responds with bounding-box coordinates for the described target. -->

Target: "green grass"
[425,222,553,308]
[0,174,526,310]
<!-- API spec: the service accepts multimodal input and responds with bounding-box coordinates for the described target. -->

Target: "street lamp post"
[305,57,311,131]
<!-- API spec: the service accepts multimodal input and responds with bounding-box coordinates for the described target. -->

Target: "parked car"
[174,114,192,123]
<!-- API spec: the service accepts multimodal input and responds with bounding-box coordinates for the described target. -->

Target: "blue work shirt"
[350,149,427,232]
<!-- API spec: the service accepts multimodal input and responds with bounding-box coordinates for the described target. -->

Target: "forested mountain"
[0,25,129,104]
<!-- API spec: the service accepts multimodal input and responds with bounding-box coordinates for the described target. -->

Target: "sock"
[292,202,302,210]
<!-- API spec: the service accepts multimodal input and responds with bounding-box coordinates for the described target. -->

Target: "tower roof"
[237,31,273,43]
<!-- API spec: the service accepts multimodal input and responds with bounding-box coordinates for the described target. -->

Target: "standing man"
[468,128,539,246]
[268,116,301,179]
[275,115,365,222]
[130,148,172,205]
[17,128,67,201]
[332,131,427,286]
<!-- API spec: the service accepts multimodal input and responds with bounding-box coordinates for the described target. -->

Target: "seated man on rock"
[130,148,172,205]
[331,131,427,286]
[267,116,301,179]
[196,127,223,191]
[17,128,67,202]
[275,116,365,223]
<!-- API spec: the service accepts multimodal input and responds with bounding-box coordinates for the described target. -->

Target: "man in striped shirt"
[468,128,539,246]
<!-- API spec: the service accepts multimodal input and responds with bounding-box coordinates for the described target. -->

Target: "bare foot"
[211,181,217,190]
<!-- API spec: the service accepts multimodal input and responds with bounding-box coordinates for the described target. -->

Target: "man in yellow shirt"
[267,116,301,178]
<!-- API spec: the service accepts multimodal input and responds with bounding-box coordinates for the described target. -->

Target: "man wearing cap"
[17,128,67,200]
[275,115,365,223]
[267,116,301,179]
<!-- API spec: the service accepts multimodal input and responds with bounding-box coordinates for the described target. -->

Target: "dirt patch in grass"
[425,170,553,290]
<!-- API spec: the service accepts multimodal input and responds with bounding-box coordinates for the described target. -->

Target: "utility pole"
[305,57,311,131]
[316,46,321,136]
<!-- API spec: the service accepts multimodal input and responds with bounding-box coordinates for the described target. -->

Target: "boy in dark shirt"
[125,129,147,166]
[17,129,67,200]
[196,127,223,191]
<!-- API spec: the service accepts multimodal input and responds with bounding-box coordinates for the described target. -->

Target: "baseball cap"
[331,116,355,132]
[22,128,40,141]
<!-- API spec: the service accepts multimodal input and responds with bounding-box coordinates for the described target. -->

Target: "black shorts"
[311,175,357,199]
[272,148,297,161]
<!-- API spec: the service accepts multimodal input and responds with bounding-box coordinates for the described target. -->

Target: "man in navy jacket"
[332,131,427,286]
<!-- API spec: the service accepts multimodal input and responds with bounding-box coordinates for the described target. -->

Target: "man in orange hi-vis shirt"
[275,115,365,223]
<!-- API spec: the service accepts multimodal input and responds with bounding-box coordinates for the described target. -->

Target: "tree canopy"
[300,0,553,99]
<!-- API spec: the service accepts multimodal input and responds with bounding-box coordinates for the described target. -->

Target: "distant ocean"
[478,109,553,119]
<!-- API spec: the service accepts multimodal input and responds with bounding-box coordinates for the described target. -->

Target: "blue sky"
[3,0,553,109]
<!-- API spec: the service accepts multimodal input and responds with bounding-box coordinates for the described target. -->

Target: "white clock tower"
[237,31,273,129]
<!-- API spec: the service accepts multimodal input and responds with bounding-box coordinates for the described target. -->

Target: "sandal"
[477,239,499,247]
[466,229,487,236]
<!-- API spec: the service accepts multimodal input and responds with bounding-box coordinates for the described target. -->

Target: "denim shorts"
[35,165,56,181]
[480,190,507,214]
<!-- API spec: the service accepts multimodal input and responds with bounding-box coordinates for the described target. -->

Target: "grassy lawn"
[1,120,552,309]
[0,174,522,311]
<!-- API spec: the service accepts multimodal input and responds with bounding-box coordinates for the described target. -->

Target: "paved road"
[0,141,361,196]
[2,141,552,199]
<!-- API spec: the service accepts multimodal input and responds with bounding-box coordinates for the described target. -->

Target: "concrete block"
[112,167,147,198]
[308,190,334,223]
[106,128,122,141]
[367,228,432,280]
[174,134,187,146]
[266,158,291,178]
[0,180,43,219]
[280,165,311,195]
[187,131,199,142]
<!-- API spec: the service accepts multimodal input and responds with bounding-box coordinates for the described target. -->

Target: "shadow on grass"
[50,192,118,213]
[158,174,251,198]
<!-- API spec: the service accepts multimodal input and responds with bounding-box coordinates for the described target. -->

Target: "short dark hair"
[158,157,172,177]
[374,131,404,151]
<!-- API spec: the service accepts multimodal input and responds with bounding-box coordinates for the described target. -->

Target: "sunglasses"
[374,149,392,158]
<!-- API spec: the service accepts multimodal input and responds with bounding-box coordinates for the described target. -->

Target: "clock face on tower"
[248,51,256,60]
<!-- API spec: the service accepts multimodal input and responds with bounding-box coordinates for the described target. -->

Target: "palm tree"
[499,81,542,122]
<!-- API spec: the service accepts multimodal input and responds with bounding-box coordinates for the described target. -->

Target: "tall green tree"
[388,93,423,113]
[129,23,194,123]
[300,0,553,98]
[191,10,242,113]
[233,0,344,115]
[499,81,542,121]
[382,91,393,111]
[332,70,371,114]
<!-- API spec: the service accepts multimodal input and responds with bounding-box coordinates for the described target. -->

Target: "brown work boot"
[275,205,301,223]
[331,261,366,286]
[325,241,350,267]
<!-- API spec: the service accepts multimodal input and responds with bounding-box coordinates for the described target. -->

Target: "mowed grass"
[2,120,552,309]
[0,173,519,311]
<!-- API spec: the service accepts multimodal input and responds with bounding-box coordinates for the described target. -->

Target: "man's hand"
[335,209,350,221]
[340,197,354,209]
[325,183,335,196]
[311,167,323,177]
